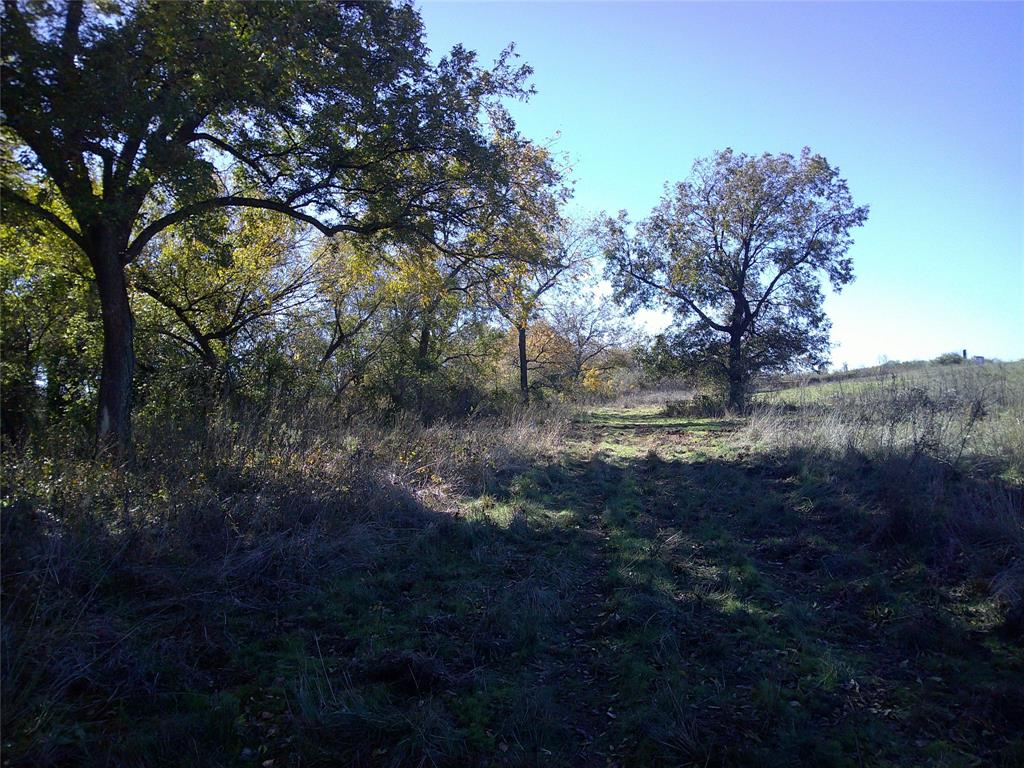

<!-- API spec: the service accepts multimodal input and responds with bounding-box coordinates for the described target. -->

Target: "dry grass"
[4,374,1023,766]
[746,363,1024,474]
[738,363,1024,636]
[601,379,697,410]
[1,404,569,766]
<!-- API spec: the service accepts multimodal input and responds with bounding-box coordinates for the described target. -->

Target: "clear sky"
[417,1,1023,368]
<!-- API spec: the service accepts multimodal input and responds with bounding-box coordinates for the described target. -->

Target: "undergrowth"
[2,405,568,766]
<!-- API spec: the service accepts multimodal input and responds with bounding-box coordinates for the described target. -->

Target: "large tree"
[602,148,868,411]
[2,0,528,453]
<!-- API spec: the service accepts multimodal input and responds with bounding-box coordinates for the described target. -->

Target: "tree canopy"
[1,4,870,448]
[1,0,537,452]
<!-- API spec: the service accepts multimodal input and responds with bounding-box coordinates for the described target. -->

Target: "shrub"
[663,391,727,418]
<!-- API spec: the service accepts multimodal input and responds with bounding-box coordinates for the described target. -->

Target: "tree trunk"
[1,334,36,442]
[415,320,432,411]
[726,331,745,413]
[518,325,529,404]
[417,321,431,370]
[91,235,134,458]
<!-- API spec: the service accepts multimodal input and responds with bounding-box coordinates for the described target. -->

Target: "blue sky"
[418,1,1023,368]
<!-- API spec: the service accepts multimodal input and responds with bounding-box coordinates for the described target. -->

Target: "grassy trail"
[372,403,1022,768]
[11,404,1021,767]
[255,402,1019,767]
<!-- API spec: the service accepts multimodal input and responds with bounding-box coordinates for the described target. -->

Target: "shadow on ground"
[4,412,1023,767]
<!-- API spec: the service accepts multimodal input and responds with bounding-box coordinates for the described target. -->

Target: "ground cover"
[4,402,1022,766]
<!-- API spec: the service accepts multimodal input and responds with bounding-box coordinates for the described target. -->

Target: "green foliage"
[935,351,965,365]
[1,0,539,448]
[3,0,529,246]
[0,203,101,438]
[634,334,682,383]
[602,147,868,410]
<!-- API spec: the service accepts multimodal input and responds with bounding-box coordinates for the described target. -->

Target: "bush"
[663,391,726,418]
[935,351,965,365]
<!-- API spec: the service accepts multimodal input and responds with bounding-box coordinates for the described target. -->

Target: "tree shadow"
[4,438,1022,767]
[575,411,741,432]
[469,443,1023,766]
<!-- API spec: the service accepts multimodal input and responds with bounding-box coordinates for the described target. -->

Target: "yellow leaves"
[317,238,384,295]
[582,367,611,395]
[317,236,470,311]
[668,254,702,289]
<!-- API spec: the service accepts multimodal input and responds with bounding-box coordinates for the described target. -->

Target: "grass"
[3,369,1023,766]
[758,359,1024,408]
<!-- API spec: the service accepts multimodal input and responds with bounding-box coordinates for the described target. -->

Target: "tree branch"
[125,195,391,265]
[748,218,833,323]
[624,255,730,333]
[1,187,87,249]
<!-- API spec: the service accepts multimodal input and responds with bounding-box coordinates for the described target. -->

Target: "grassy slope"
[6,404,1023,767]
[758,360,1024,407]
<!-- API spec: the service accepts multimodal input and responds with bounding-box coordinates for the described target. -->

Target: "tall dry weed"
[739,365,1024,634]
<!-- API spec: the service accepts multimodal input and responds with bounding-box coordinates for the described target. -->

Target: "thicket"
[1,212,637,440]
[1,0,645,455]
